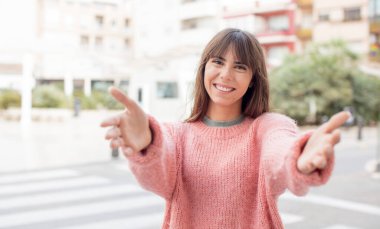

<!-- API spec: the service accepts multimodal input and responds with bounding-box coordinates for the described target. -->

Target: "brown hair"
[185,28,269,122]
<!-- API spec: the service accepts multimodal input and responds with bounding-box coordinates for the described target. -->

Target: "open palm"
[297,111,351,174]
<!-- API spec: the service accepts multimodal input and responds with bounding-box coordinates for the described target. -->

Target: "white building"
[0,0,375,122]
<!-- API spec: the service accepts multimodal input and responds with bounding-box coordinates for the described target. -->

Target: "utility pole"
[376,112,380,172]
[21,53,34,129]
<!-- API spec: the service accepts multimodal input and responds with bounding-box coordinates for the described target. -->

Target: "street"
[0,144,379,228]
[0,112,379,228]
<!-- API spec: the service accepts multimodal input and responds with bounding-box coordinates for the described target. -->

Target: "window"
[119,80,129,92]
[318,10,330,22]
[181,19,197,30]
[181,17,215,30]
[91,80,113,92]
[344,7,361,21]
[125,18,131,27]
[80,35,89,48]
[369,0,380,21]
[95,15,104,28]
[268,15,289,31]
[95,36,103,48]
[156,82,178,99]
[124,38,131,49]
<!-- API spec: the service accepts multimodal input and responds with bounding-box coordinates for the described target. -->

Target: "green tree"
[32,85,68,108]
[0,89,21,109]
[270,40,380,124]
[351,71,380,122]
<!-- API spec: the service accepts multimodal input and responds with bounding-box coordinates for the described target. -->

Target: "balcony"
[369,43,380,63]
[179,1,218,20]
[253,0,292,15]
[178,28,217,46]
[296,27,312,40]
[295,0,313,9]
[370,21,380,33]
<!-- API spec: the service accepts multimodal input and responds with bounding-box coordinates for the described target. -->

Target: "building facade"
[0,0,376,122]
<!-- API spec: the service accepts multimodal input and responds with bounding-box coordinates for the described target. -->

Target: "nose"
[218,66,233,81]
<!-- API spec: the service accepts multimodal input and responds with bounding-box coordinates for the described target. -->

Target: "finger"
[105,127,121,140]
[110,137,124,149]
[100,116,121,127]
[109,86,135,108]
[120,145,134,156]
[322,111,351,133]
[330,129,341,145]
[323,144,334,157]
[312,155,327,170]
[297,157,316,174]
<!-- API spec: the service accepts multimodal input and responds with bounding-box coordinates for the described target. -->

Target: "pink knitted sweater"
[127,112,334,229]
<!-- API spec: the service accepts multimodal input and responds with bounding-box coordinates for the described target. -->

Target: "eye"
[212,59,223,65]
[235,65,248,71]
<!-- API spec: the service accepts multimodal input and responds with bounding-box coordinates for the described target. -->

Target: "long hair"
[185,28,269,122]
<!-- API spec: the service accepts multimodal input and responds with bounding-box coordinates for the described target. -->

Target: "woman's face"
[204,47,253,116]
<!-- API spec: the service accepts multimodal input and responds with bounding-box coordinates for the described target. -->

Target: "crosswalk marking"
[2,165,371,229]
[0,195,164,228]
[60,212,164,229]
[280,213,303,225]
[320,225,362,229]
[113,163,132,172]
[0,176,110,195]
[282,192,380,216]
[0,184,145,210]
[0,169,80,184]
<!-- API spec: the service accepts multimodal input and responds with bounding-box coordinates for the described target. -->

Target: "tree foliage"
[270,40,380,124]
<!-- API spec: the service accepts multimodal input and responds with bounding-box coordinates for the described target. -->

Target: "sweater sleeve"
[259,113,334,197]
[125,115,179,200]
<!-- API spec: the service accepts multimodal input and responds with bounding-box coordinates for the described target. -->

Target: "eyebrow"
[214,56,246,65]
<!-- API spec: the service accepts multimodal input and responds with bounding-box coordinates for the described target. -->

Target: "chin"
[210,98,236,107]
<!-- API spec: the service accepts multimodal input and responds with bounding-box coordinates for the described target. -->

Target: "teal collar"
[202,114,245,127]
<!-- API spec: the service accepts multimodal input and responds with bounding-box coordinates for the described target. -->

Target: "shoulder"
[255,112,298,133]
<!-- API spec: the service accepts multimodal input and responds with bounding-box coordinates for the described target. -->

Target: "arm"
[100,87,180,200]
[259,114,335,197]
[126,116,180,200]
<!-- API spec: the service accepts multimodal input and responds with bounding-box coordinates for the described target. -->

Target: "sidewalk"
[0,110,378,173]
[0,110,122,173]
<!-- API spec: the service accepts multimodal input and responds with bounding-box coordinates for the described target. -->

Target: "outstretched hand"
[297,111,351,174]
[100,87,152,156]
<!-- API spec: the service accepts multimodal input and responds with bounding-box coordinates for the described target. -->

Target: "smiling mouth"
[213,83,235,92]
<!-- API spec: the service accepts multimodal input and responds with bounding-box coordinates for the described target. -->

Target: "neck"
[206,103,242,121]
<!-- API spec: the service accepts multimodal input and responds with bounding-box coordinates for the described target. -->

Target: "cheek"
[204,68,215,86]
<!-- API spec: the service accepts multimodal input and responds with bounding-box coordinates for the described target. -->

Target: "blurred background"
[0,0,379,228]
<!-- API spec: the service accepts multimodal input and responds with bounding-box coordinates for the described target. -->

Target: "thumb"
[108,86,134,108]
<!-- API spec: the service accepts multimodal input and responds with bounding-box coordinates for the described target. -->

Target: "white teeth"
[215,84,234,92]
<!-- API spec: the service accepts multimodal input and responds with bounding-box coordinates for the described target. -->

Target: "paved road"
[0,154,379,228]
[0,112,379,228]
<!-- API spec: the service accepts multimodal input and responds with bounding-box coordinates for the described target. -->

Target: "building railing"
[295,0,313,8]
[295,27,312,40]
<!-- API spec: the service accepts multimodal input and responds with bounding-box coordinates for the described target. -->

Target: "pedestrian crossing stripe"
[60,212,164,229]
[320,225,362,229]
[0,169,80,184]
[282,192,380,217]
[0,176,110,196]
[0,184,145,210]
[279,213,303,225]
[0,195,164,228]
[1,167,367,229]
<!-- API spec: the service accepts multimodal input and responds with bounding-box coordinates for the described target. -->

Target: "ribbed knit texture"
[126,112,334,229]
